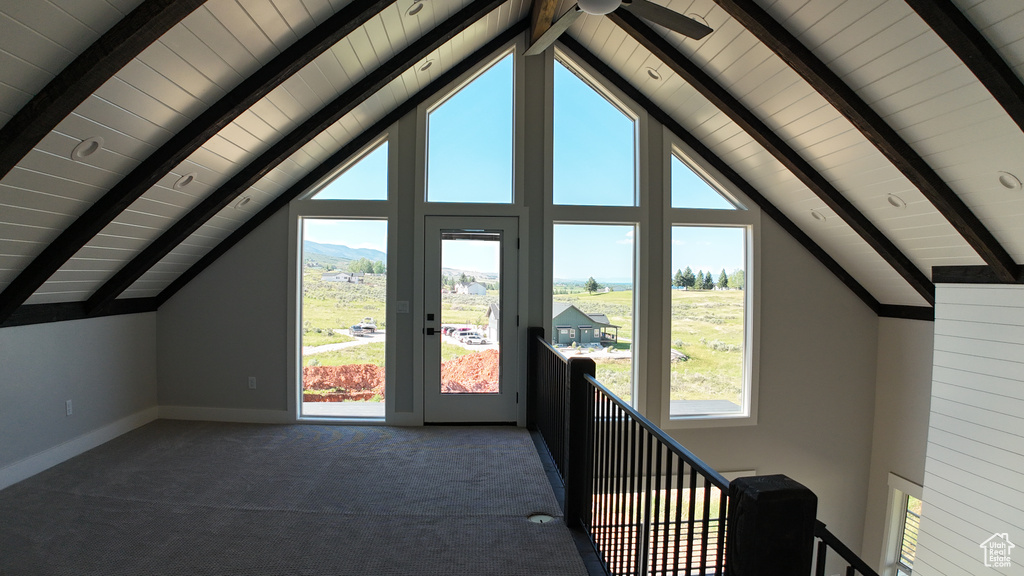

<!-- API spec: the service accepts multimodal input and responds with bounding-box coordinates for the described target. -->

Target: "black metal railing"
[528,327,571,481]
[529,328,729,576]
[528,327,881,576]
[813,521,880,576]
[585,373,729,576]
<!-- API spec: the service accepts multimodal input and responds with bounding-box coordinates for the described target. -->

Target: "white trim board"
[0,407,159,490]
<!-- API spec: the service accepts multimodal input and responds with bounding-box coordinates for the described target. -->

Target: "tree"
[702,272,715,290]
[584,276,600,294]
[372,260,385,275]
[695,271,705,289]
[673,269,685,288]
[729,269,745,290]
[681,266,695,289]
[717,269,729,289]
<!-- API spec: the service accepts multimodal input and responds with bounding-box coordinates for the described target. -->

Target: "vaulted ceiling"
[1,0,1023,327]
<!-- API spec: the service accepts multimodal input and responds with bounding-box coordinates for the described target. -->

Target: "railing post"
[726,474,817,576]
[565,356,596,530]
[526,326,545,430]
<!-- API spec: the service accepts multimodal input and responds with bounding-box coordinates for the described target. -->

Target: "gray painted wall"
[157,209,289,413]
[861,317,933,569]
[0,313,158,469]
[667,216,880,554]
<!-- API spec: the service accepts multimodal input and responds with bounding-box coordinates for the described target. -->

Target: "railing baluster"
[673,455,684,576]
[815,539,828,576]
[651,441,662,575]
[685,466,697,576]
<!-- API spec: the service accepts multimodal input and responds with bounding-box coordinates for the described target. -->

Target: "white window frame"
[881,473,923,576]
[287,132,399,424]
[548,47,646,409]
[659,134,761,429]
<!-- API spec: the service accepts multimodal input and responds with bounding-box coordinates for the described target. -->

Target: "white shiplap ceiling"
[1,0,1023,321]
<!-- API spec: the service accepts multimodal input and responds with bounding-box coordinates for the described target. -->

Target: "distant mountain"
[303,241,385,262]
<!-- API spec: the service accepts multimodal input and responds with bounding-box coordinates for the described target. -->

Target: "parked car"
[462,331,484,345]
[355,317,376,334]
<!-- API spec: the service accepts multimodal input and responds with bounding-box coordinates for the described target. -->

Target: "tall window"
[298,137,391,419]
[426,53,514,204]
[553,60,636,206]
[551,55,639,406]
[553,224,636,404]
[668,153,753,420]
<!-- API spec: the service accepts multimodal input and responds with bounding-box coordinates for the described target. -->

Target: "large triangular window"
[310,140,388,200]
[554,60,636,207]
[426,53,514,204]
[671,155,738,210]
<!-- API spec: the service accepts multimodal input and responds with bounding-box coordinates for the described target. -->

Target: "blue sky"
[427,54,513,203]
[311,141,388,200]
[304,218,387,253]
[303,56,744,280]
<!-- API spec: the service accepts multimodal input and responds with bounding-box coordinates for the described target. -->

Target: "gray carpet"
[0,420,588,576]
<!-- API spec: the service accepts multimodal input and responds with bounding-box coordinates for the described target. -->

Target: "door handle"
[424,327,439,336]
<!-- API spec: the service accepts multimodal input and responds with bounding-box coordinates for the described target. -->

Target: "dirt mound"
[302,349,500,401]
[442,349,499,393]
[303,364,384,401]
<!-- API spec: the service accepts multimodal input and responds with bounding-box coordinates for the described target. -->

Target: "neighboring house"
[455,282,487,295]
[322,271,362,283]
[486,304,500,343]
[551,302,618,346]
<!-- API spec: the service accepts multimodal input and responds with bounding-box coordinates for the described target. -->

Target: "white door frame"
[422,215,519,423]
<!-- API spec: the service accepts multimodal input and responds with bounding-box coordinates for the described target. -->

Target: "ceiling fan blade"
[620,0,713,39]
[526,3,583,56]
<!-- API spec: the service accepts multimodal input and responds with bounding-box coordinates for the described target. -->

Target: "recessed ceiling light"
[997,171,1022,190]
[887,193,907,209]
[419,60,433,72]
[173,172,198,190]
[71,136,104,160]
[407,1,424,16]
[234,195,252,209]
[646,67,662,81]
[810,209,827,222]
[527,513,554,524]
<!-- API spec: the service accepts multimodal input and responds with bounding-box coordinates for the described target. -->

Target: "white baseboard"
[159,405,292,424]
[0,407,160,491]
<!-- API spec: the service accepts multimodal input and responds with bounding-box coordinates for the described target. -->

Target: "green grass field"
[302,267,744,405]
[552,288,745,405]
[669,289,745,404]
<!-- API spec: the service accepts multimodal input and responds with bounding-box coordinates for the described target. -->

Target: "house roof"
[552,302,616,328]
[2,0,1023,327]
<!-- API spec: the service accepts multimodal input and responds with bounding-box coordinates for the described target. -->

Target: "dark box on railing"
[726,474,817,576]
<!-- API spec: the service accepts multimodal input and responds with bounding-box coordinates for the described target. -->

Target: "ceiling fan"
[527,0,713,56]
[578,0,713,38]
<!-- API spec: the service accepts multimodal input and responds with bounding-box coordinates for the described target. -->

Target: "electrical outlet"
[65,399,73,416]
[248,376,256,390]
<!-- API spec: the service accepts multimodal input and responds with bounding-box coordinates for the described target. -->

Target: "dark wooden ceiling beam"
[156,20,530,306]
[0,0,206,183]
[711,0,1019,283]
[526,2,580,56]
[904,0,1024,135]
[0,299,158,329]
[559,36,884,315]
[529,0,561,44]
[0,0,395,324]
[88,0,511,312]
[611,10,935,306]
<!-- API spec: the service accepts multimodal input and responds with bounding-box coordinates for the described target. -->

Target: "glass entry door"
[423,216,518,423]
